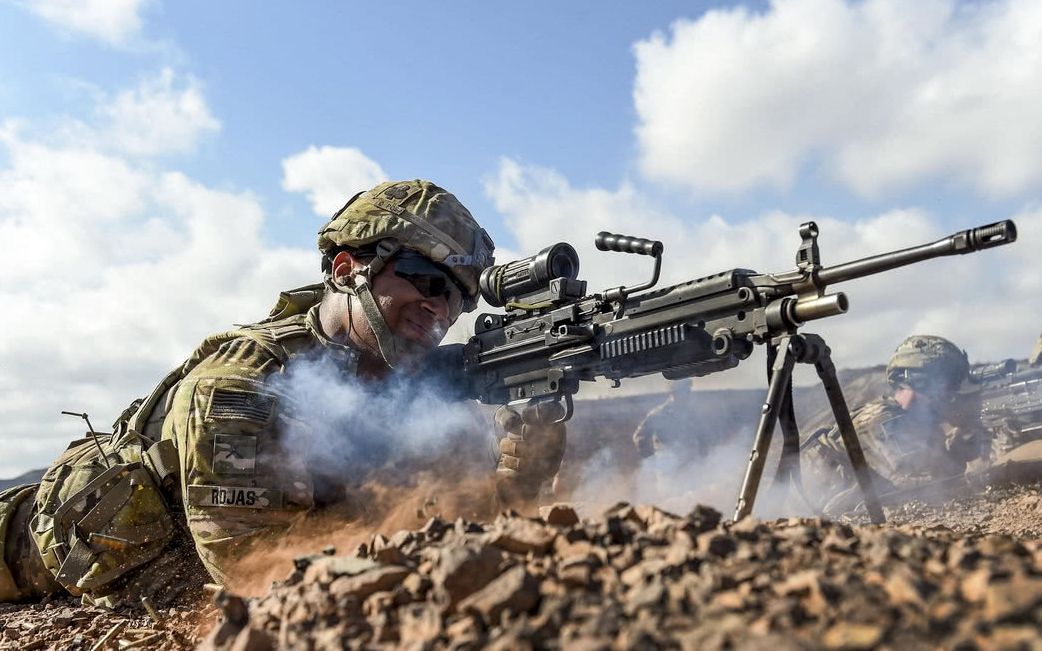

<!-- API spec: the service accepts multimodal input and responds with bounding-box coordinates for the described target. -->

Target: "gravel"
[196,493,1042,650]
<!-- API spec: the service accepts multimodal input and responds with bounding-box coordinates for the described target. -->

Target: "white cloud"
[97,68,221,156]
[634,0,1042,198]
[25,0,149,46]
[484,159,1041,395]
[19,69,221,158]
[0,123,317,479]
[281,146,389,217]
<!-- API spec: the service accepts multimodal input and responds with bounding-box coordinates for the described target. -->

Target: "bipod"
[732,333,885,524]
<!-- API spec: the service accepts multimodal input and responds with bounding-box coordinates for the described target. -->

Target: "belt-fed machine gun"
[435,220,1018,523]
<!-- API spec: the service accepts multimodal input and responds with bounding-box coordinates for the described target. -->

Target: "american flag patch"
[206,388,276,423]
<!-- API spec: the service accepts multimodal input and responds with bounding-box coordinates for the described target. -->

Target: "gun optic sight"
[479,242,580,307]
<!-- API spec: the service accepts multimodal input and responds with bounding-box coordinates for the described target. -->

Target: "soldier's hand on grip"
[494,399,567,504]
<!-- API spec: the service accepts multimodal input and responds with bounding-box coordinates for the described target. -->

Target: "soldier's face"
[330,251,454,366]
[894,385,954,420]
[371,259,454,351]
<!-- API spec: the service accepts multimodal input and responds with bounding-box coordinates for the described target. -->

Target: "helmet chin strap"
[327,240,405,369]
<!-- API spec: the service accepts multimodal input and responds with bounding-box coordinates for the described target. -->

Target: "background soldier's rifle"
[968,359,1042,456]
[434,220,1018,523]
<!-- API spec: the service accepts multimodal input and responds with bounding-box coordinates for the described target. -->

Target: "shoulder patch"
[206,388,276,424]
[213,434,257,477]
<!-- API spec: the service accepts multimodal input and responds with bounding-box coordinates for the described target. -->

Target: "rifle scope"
[969,358,1017,384]
[479,242,580,307]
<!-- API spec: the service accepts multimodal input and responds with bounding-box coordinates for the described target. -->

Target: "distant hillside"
[0,468,45,491]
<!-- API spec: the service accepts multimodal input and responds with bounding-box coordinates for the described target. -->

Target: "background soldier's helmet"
[885,334,970,397]
[317,179,495,311]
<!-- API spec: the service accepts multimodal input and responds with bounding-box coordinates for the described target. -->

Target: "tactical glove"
[494,399,567,504]
[945,425,988,464]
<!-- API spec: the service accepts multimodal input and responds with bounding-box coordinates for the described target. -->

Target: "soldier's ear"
[331,250,364,283]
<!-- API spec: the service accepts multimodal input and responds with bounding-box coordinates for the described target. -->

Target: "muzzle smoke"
[563,387,825,520]
[270,352,490,485]
[227,352,501,594]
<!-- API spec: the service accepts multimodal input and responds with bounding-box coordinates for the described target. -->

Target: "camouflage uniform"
[0,290,344,606]
[807,335,986,504]
[0,180,497,606]
[808,396,981,498]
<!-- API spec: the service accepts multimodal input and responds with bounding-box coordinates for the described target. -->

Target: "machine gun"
[436,220,1017,522]
[968,359,1042,456]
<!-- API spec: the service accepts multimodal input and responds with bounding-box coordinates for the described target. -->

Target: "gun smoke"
[226,353,501,594]
[269,352,491,485]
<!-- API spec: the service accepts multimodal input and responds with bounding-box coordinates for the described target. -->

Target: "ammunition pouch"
[31,435,176,598]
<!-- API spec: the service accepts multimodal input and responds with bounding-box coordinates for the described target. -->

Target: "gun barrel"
[817,220,1017,286]
[793,293,849,323]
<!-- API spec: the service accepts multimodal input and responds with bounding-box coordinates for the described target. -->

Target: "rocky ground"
[10,484,1040,650]
[5,366,1041,651]
[202,488,1042,651]
[0,597,213,650]
[887,482,1042,539]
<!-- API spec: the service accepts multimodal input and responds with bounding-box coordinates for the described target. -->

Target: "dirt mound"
[8,486,1042,649]
[196,498,1042,651]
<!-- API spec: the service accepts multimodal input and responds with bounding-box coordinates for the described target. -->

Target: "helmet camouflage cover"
[317,180,495,306]
[885,334,969,396]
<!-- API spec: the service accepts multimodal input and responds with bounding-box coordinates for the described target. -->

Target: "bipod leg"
[733,336,797,521]
[771,360,800,490]
[804,334,886,524]
[770,336,818,516]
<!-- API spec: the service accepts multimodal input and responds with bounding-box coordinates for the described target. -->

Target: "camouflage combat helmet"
[318,180,494,304]
[885,335,969,396]
[318,179,494,368]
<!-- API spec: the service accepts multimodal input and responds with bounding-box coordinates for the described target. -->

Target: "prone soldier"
[806,335,989,511]
[0,180,566,607]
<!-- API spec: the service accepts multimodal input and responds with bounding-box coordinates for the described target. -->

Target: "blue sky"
[2,1,737,249]
[1,0,1040,476]
[7,0,1011,249]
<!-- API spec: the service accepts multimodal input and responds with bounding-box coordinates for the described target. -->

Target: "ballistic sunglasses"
[393,251,470,318]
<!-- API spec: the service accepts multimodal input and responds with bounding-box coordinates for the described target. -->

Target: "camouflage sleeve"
[162,338,316,584]
[805,400,907,500]
[853,400,961,490]
[803,427,856,498]
[852,415,910,490]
